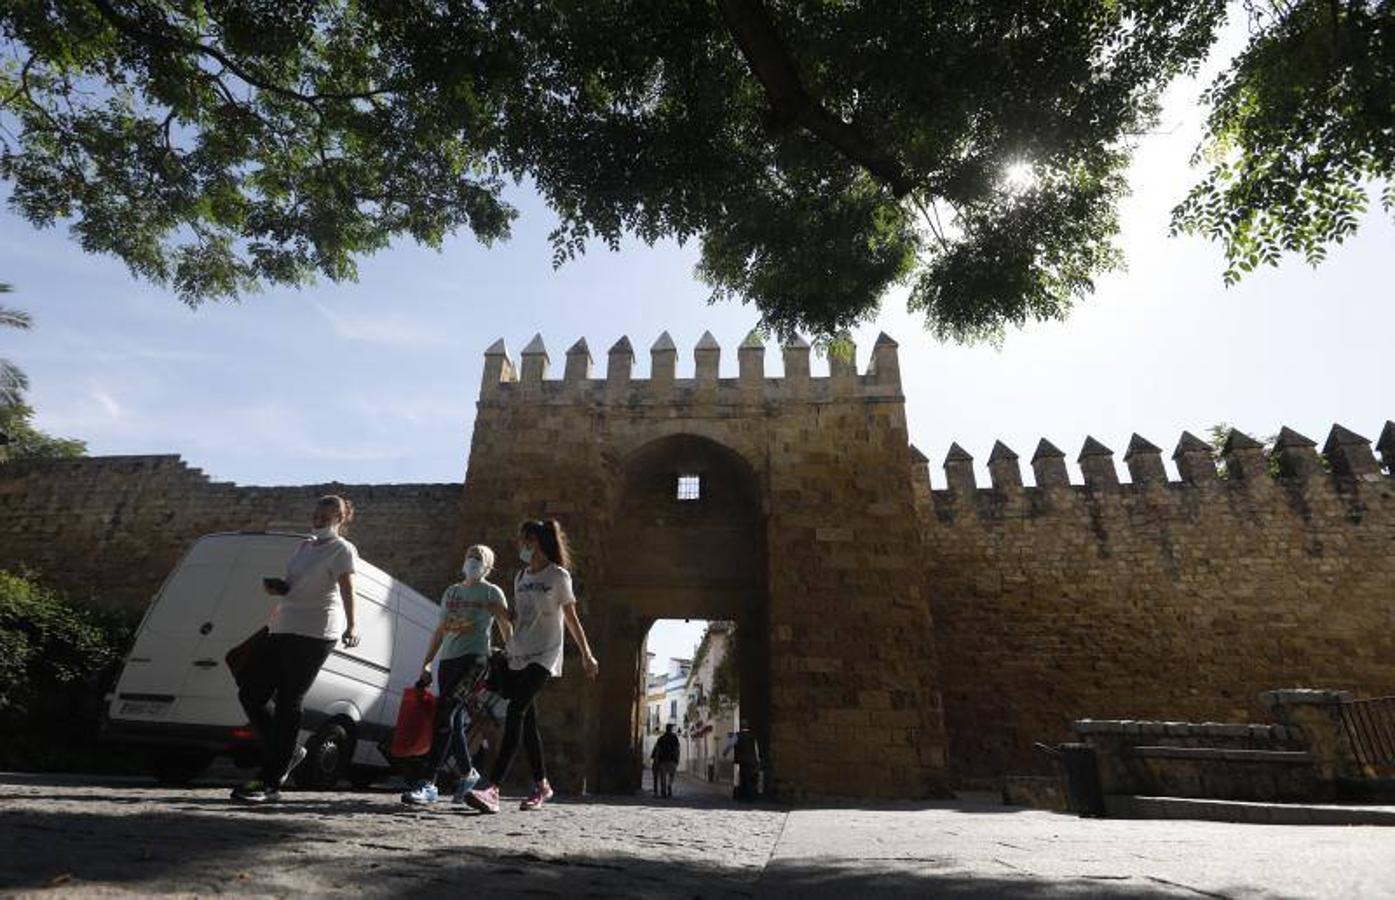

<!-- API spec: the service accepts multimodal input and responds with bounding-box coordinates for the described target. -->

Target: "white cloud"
[310,299,454,348]
[90,384,122,419]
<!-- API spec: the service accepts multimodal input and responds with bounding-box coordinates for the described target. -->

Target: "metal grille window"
[676,474,701,501]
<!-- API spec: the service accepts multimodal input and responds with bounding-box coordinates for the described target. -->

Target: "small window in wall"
[670,699,678,718]
[676,474,701,501]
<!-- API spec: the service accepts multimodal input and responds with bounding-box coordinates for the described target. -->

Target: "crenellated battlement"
[478,330,904,405]
[914,423,1395,518]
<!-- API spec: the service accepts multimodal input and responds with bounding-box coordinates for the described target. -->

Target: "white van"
[103,531,441,788]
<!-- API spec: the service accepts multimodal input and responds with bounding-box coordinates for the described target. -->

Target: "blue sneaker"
[453,768,482,804]
[401,781,439,805]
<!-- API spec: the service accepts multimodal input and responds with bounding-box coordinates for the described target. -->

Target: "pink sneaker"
[519,779,554,811]
[463,784,501,814]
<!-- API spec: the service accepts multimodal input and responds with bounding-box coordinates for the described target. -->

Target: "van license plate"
[118,700,172,717]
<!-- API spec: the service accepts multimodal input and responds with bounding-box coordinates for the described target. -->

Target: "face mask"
[463,558,484,579]
[312,524,338,541]
[519,546,534,564]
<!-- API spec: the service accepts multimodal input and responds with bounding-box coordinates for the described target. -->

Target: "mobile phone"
[263,577,289,595]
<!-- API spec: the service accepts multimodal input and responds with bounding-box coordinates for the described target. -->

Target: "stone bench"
[1070,717,1325,803]
[1127,746,1315,765]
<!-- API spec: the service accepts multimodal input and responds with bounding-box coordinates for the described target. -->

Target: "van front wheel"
[295,722,352,790]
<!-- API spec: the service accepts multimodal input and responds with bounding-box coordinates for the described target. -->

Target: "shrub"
[0,570,142,772]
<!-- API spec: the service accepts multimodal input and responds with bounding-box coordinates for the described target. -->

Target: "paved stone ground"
[2,774,1393,898]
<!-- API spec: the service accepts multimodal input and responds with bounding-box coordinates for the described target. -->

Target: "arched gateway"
[602,433,770,793]
[455,331,948,800]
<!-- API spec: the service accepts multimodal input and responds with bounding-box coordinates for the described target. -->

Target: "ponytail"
[521,519,571,570]
[318,494,355,535]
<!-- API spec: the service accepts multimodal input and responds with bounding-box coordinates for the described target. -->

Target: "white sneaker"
[402,782,439,805]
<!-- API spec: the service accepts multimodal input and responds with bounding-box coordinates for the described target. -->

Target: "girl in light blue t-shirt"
[401,544,512,805]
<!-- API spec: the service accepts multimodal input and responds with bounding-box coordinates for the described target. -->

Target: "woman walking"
[401,544,512,805]
[464,520,599,813]
[231,495,360,803]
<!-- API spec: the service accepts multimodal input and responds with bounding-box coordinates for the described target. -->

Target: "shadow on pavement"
[755,862,1230,899]
[1,801,1237,899]
[0,806,310,892]
[367,847,1228,899]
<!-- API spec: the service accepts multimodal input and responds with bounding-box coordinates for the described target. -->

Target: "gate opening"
[596,433,770,795]
[641,619,743,793]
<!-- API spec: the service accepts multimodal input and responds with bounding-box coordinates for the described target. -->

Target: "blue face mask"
[463,558,484,579]
[519,546,534,564]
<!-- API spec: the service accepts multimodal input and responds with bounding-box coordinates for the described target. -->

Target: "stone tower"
[457,330,948,799]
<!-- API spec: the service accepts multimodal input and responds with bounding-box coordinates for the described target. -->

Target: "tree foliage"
[0,283,86,460]
[0,569,142,773]
[0,402,87,462]
[1172,2,1394,281]
[0,282,32,406]
[1,1,1226,341]
[1203,421,1335,478]
[0,570,128,715]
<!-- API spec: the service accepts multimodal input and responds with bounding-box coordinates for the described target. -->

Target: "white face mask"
[312,524,338,541]
[519,546,534,564]
[462,558,484,579]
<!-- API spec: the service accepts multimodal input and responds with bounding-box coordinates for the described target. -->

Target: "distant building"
[642,655,690,761]
[683,621,738,784]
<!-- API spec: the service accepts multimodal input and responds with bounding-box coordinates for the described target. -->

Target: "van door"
[175,536,296,726]
[112,535,254,724]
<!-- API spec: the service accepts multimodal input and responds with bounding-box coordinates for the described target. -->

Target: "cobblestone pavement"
[2,775,1393,898]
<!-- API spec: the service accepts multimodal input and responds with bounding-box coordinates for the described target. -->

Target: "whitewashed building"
[682,621,739,784]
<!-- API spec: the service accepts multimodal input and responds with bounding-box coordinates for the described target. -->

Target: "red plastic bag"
[390,687,437,758]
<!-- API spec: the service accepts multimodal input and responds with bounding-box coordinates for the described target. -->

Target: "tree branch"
[84,0,398,106]
[715,0,914,197]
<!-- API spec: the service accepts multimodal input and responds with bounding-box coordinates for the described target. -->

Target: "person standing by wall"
[401,544,512,805]
[725,719,761,802]
[232,495,359,803]
[463,520,599,813]
[651,722,680,798]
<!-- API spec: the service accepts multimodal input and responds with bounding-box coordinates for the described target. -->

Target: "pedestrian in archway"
[401,544,512,805]
[725,719,761,802]
[651,722,680,798]
[463,520,599,813]
[232,495,360,804]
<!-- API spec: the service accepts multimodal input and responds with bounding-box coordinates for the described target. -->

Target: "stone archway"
[592,433,770,793]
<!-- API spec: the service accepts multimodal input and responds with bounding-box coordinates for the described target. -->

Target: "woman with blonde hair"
[401,543,512,805]
[232,495,360,803]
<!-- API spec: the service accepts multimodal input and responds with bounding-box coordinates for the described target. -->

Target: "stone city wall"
[918,422,1395,784]
[3,329,1393,802]
[0,454,463,611]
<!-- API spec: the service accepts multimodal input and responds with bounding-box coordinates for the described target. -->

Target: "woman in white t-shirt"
[231,495,360,804]
[464,519,599,814]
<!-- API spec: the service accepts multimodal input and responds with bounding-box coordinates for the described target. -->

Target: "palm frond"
[0,304,32,330]
[0,359,29,407]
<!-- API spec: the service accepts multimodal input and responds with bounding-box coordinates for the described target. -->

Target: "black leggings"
[489,663,551,786]
[422,654,485,777]
[237,633,335,785]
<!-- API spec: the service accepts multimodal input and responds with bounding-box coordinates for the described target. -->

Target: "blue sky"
[3,20,1390,670]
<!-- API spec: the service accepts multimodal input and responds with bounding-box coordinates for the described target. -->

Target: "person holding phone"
[231,495,360,804]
